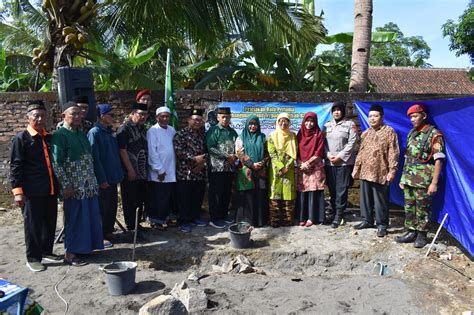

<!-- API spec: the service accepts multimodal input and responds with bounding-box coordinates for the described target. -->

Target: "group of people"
[10,91,445,273]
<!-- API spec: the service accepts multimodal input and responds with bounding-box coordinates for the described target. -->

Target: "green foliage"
[370,22,431,67]
[325,31,397,44]
[442,5,474,62]
[81,36,161,90]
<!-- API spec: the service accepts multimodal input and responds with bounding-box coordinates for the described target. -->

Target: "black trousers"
[360,180,389,228]
[149,182,177,221]
[208,172,234,221]
[121,179,147,230]
[177,180,206,224]
[296,190,325,223]
[236,188,268,227]
[325,165,353,221]
[98,184,118,236]
[22,195,58,262]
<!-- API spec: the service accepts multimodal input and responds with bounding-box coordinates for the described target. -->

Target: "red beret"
[407,104,427,116]
[135,89,151,102]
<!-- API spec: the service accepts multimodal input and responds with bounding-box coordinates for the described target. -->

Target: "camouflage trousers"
[403,185,432,232]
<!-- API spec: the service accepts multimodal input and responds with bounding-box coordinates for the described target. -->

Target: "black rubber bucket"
[101,261,137,295]
[228,222,253,249]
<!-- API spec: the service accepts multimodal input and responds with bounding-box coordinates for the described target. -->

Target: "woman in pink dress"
[296,112,326,227]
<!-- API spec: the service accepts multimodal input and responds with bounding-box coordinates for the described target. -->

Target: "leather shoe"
[395,230,417,243]
[376,226,388,237]
[414,231,428,248]
[331,218,341,229]
[354,221,373,230]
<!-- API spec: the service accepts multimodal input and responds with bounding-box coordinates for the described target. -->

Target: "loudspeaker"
[57,67,96,121]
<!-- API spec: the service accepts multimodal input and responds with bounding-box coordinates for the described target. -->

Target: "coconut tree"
[349,0,373,92]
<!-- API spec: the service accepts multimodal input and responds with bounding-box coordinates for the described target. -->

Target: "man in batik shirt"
[173,108,208,233]
[51,101,103,266]
[206,107,238,229]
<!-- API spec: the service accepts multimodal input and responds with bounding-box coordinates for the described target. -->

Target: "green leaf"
[113,36,127,58]
[129,42,160,67]
[324,32,354,44]
[371,32,397,43]
[324,32,397,44]
[0,43,5,73]
[129,37,140,58]
[39,78,52,92]
[3,65,13,81]
[185,58,221,71]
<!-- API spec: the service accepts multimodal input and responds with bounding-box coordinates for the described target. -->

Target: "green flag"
[165,48,178,129]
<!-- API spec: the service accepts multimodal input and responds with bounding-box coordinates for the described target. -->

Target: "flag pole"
[164,48,178,129]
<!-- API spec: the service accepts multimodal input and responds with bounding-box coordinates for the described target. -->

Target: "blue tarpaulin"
[354,97,474,255]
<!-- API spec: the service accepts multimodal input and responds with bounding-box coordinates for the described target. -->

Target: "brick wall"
[0,90,468,206]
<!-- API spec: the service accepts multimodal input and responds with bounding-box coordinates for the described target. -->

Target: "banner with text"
[214,102,334,135]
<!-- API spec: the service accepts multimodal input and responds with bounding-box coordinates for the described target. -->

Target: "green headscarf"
[241,115,265,162]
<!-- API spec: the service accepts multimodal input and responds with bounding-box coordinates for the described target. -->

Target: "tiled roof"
[368,67,474,94]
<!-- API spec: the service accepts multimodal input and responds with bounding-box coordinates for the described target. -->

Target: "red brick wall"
[0,90,466,206]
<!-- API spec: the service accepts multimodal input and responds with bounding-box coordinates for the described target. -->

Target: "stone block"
[139,295,187,315]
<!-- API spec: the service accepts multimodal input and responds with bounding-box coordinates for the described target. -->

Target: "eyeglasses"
[135,111,148,117]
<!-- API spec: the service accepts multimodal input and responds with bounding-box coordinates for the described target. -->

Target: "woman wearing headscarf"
[267,113,297,227]
[296,112,326,227]
[235,115,269,227]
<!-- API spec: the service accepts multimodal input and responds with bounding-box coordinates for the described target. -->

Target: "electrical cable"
[53,265,71,315]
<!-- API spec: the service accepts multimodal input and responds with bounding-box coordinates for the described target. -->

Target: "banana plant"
[78,35,161,90]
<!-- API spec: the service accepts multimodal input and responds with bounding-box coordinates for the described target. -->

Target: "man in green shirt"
[206,107,238,229]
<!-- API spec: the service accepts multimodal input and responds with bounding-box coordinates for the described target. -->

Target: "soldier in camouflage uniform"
[396,104,445,248]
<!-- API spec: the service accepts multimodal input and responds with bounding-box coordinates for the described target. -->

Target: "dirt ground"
[0,207,472,314]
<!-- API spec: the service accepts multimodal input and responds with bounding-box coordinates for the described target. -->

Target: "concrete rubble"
[139,281,208,314]
[211,254,265,275]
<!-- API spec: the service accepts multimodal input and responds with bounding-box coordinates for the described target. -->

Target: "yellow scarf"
[269,113,297,160]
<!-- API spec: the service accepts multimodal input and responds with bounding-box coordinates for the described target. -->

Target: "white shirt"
[147,124,176,183]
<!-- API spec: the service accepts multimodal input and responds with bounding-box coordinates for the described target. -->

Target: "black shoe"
[354,221,373,230]
[377,226,388,237]
[395,230,417,243]
[331,218,341,229]
[414,231,428,248]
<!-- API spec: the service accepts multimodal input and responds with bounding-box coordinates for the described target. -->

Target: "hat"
[369,104,384,115]
[131,102,148,111]
[62,101,78,112]
[407,104,427,116]
[97,103,113,117]
[71,95,89,104]
[136,89,151,102]
[331,101,346,117]
[156,106,171,116]
[189,108,204,117]
[217,107,231,115]
[27,100,46,113]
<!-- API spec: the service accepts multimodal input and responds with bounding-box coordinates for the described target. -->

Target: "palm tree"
[349,0,373,92]
[0,0,49,90]
[2,0,326,91]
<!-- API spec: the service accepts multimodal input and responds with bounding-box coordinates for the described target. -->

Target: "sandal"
[305,220,314,227]
[299,221,306,226]
[64,256,88,267]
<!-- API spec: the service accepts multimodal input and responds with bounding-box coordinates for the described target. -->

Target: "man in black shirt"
[117,102,149,232]
[10,100,60,272]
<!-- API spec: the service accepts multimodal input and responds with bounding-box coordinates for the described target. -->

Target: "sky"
[315,0,472,68]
